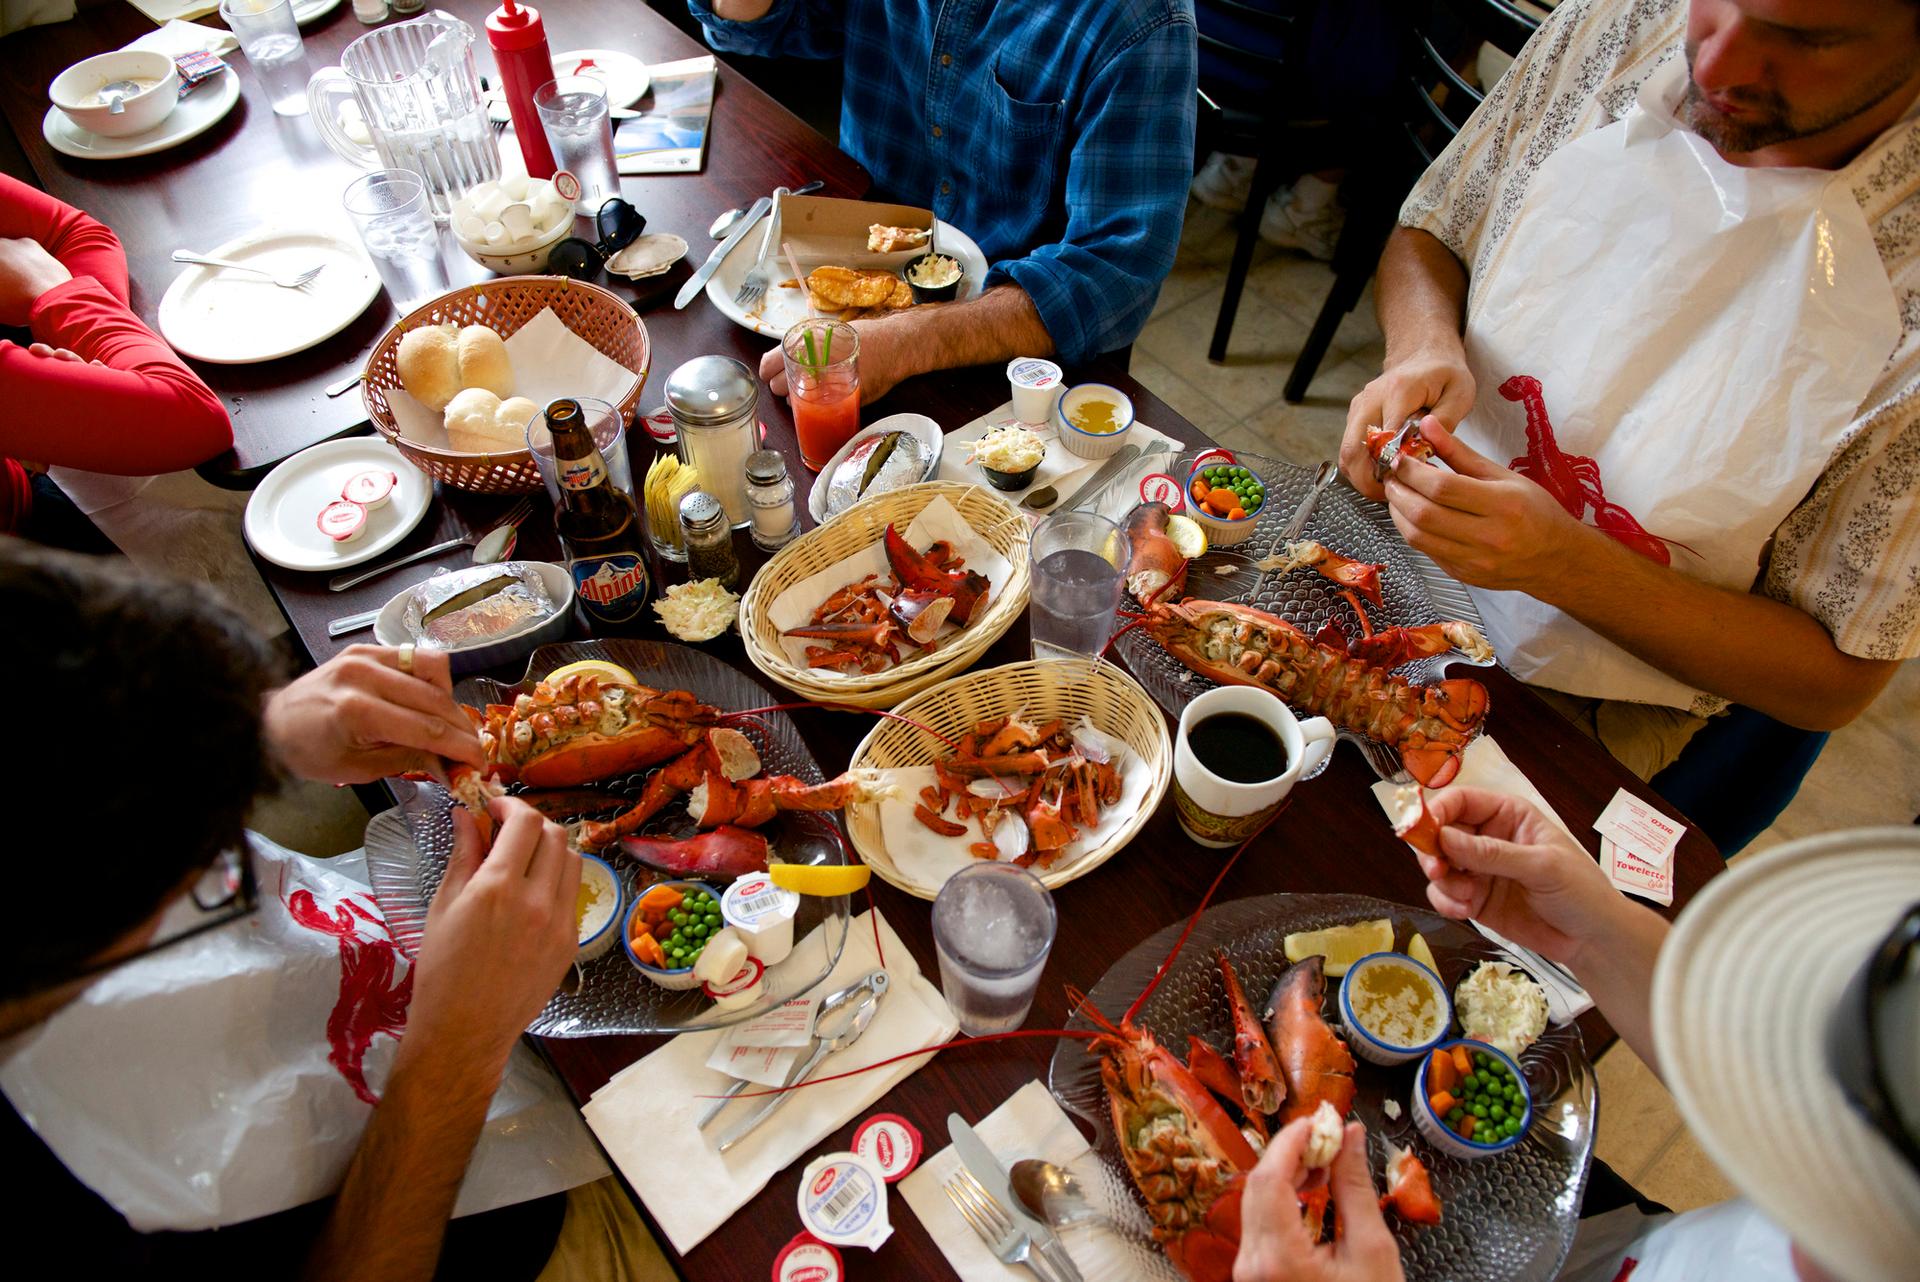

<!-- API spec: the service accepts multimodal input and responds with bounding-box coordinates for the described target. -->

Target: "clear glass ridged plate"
[1048,894,1594,1282]
[362,639,852,1036]
[1116,452,1494,776]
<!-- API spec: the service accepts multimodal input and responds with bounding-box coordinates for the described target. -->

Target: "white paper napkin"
[873,753,1154,893]
[899,1079,1156,1282]
[581,909,958,1255]
[764,494,1013,676]
[1368,736,1594,1020]
[125,17,237,57]
[127,0,221,26]
[940,401,1185,516]
[385,308,640,448]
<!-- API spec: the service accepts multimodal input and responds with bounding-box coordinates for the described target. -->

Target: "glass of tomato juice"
[782,318,861,470]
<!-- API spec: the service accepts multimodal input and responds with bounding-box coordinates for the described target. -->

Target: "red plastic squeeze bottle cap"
[487,0,546,50]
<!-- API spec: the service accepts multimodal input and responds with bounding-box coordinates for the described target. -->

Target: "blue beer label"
[571,553,648,623]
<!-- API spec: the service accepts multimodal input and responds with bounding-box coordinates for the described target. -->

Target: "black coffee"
[1188,712,1285,783]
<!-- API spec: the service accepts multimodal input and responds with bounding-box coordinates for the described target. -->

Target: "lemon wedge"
[769,863,872,896]
[1165,513,1208,560]
[1284,917,1393,977]
[546,658,640,686]
[1407,931,1439,976]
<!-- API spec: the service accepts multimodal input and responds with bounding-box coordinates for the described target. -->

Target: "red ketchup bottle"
[487,0,558,180]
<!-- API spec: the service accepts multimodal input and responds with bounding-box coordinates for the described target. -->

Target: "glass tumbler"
[220,0,309,116]
[341,169,446,310]
[931,863,1057,1037]
[782,318,862,471]
[535,76,620,213]
[1029,509,1125,661]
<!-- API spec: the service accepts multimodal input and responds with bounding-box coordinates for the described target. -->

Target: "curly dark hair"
[0,540,284,998]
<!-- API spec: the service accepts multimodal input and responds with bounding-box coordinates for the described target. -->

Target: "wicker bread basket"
[738,481,1032,710]
[845,659,1172,898]
[362,277,650,494]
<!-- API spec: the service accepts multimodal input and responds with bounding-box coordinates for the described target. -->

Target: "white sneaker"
[1259,175,1343,260]
[1190,152,1258,213]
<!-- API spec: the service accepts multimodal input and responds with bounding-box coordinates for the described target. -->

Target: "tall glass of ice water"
[1029,509,1125,661]
[341,169,446,310]
[931,863,1057,1036]
[220,0,309,116]
[534,75,620,213]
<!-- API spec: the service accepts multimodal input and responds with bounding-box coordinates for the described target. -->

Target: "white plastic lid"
[723,875,800,928]
[1006,357,1061,389]
[795,1151,892,1250]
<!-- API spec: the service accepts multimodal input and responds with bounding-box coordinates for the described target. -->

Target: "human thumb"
[1419,417,1505,480]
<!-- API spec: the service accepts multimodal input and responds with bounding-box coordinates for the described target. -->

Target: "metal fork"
[171,250,325,290]
[944,1168,1060,1282]
[327,497,533,592]
[1343,729,1412,784]
[732,185,789,309]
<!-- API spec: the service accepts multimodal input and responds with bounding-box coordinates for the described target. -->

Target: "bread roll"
[495,396,540,443]
[457,325,515,398]
[444,388,518,453]
[395,324,460,411]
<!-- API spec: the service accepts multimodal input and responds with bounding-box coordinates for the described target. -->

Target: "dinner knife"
[949,1115,1084,1282]
[675,195,772,309]
[1055,444,1141,514]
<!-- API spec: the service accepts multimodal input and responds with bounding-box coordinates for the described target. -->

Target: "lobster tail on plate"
[473,672,720,788]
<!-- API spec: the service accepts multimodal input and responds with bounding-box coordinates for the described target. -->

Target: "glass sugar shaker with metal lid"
[744,449,798,551]
[666,356,757,530]
[678,489,739,588]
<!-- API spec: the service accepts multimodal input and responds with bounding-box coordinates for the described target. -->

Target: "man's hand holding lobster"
[1234,1117,1404,1282]
[1341,342,1477,502]
[263,645,485,785]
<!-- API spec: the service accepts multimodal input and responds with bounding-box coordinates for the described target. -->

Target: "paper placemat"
[939,400,1184,517]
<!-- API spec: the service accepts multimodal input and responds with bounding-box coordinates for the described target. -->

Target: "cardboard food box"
[777,195,936,272]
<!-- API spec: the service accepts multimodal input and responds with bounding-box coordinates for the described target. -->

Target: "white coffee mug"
[1173,686,1335,848]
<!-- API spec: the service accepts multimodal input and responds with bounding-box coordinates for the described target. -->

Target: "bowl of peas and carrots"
[622,880,726,990]
[1186,460,1267,546]
[1413,1038,1534,1158]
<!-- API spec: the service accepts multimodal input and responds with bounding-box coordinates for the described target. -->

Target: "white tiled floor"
[1132,195,1920,1212]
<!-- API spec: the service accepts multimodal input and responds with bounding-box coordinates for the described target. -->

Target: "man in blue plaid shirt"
[690,0,1197,401]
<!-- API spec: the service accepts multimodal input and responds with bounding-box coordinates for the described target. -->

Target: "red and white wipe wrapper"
[641,405,678,445]
[341,468,398,509]
[1007,357,1063,424]
[797,1151,892,1251]
[723,875,801,966]
[772,1232,844,1282]
[852,1113,923,1183]
[702,956,766,1012]
[1190,446,1235,473]
[1140,472,1184,511]
[316,499,367,543]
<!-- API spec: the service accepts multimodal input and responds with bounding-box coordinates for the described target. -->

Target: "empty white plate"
[244,437,432,572]
[159,227,381,364]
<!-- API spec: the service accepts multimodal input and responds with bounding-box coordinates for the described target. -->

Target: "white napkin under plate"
[1368,736,1595,1021]
[900,1079,1162,1282]
[581,909,958,1255]
[941,401,1185,517]
[384,308,639,448]
[125,16,237,57]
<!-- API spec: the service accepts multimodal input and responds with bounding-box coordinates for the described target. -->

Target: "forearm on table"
[1376,226,1469,362]
[881,283,1053,375]
[1565,894,1670,1077]
[1542,526,1899,730]
[302,1033,510,1282]
[0,175,129,300]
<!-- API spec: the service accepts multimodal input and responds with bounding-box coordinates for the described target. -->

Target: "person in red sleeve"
[0,173,231,544]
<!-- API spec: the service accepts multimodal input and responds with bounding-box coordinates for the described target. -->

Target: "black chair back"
[1399,0,1541,167]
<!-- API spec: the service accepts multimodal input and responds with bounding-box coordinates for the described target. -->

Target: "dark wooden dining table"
[4,5,1725,1280]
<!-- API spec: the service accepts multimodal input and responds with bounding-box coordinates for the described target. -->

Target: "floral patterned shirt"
[1401,0,1920,662]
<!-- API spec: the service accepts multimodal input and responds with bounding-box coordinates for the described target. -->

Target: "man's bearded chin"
[1680,42,1920,156]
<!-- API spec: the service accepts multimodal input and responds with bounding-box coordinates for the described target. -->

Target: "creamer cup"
[1007,357,1063,424]
[772,1232,843,1282]
[851,1113,923,1183]
[703,956,766,1012]
[723,875,801,965]
[796,1151,892,1251]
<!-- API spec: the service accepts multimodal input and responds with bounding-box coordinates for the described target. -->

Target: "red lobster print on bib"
[285,888,413,1106]
[1499,375,1669,565]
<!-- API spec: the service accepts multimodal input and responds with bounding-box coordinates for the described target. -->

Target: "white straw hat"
[1651,827,1920,1282]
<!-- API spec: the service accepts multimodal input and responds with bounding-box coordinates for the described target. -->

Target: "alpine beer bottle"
[547,398,649,629]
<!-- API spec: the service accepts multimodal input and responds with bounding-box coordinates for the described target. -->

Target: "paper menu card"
[614,56,717,175]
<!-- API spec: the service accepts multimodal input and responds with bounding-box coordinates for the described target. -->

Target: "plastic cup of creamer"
[796,1151,892,1251]
[1007,357,1063,425]
[723,874,801,966]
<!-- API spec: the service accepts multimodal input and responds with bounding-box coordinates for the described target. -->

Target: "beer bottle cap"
[746,449,788,486]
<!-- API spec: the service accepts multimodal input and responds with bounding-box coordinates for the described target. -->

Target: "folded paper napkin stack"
[581,909,958,1254]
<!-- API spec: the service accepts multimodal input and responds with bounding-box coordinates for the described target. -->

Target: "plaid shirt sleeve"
[985,12,1196,364]
[686,0,844,61]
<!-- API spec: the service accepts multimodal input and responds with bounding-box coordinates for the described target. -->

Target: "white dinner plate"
[293,0,343,24]
[41,67,239,161]
[244,437,432,572]
[488,50,650,122]
[158,227,381,364]
[706,216,988,338]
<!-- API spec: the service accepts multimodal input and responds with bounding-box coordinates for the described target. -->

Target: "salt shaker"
[678,490,739,588]
[353,0,387,23]
[666,356,758,529]
[745,449,798,551]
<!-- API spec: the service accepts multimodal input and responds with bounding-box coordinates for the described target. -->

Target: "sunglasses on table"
[544,198,647,282]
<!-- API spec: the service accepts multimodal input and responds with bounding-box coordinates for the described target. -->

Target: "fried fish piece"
[884,278,914,309]
[868,224,931,253]
[807,265,899,308]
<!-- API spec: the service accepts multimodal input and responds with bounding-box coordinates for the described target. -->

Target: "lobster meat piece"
[1265,957,1357,1126]
[885,523,989,625]
[1380,1142,1442,1225]
[1388,784,1443,859]
[1218,951,1285,1123]
[1125,597,1487,786]
[619,826,769,878]
[472,673,719,788]
[1257,540,1385,607]
[1082,993,1257,1282]
[1126,501,1188,602]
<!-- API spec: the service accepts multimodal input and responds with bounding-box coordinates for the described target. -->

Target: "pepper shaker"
[678,490,740,588]
[745,449,799,551]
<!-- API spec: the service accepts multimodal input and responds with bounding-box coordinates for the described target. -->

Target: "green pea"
[1470,1103,1487,1118]
[1490,1104,1507,1121]
[1447,1107,1464,1123]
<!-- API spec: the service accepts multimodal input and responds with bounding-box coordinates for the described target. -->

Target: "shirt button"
[941,53,952,67]
[941,181,951,195]
[932,125,943,138]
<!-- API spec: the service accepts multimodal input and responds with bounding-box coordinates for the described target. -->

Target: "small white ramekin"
[575,855,624,964]
[1054,383,1135,459]
[621,878,723,989]
[1338,952,1452,1066]
[1412,1038,1533,1159]
[1185,460,1266,547]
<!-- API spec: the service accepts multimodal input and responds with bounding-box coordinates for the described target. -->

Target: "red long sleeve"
[0,174,128,303]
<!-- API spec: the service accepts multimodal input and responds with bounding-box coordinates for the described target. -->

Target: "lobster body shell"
[475,676,719,788]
